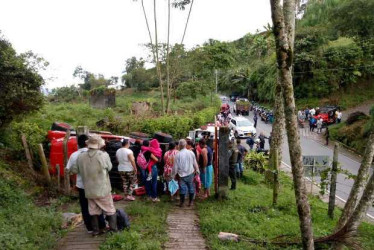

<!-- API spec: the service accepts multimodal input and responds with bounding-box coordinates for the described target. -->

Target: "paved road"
[223,98,374,218]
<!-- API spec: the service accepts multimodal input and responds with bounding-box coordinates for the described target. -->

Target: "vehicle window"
[237,120,252,127]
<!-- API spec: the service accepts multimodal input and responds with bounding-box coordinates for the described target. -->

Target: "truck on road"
[233,99,251,115]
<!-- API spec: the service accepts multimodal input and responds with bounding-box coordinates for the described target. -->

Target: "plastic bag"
[168,179,179,196]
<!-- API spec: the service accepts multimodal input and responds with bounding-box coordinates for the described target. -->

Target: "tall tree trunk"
[334,171,374,246]
[270,0,314,249]
[141,0,156,59]
[270,74,285,206]
[336,133,374,230]
[328,143,339,219]
[165,0,171,114]
[153,0,165,115]
[180,0,194,44]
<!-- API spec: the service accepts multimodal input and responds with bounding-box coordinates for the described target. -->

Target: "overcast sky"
[0,0,272,88]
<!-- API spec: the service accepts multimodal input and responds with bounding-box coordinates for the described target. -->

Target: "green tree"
[0,35,45,129]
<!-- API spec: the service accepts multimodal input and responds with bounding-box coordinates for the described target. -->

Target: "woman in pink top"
[163,142,178,181]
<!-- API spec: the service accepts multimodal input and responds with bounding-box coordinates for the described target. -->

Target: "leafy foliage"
[244,151,268,173]
[0,161,62,250]
[0,35,44,130]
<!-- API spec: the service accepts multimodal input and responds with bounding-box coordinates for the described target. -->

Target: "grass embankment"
[296,81,374,110]
[0,158,63,250]
[197,170,374,250]
[101,198,172,250]
[329,108,373,154]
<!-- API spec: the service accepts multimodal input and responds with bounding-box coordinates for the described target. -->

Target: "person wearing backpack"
[116,139,137,201]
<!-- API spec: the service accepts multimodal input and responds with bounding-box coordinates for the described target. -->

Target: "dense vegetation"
[330,107,374,154]
[121,0,374,109]
[0,157,63,250]
[197,169,374,249]
[0,35,45,129]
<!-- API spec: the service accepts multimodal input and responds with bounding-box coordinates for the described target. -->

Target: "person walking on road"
[228,140,239,190]
[70,135,117,236]
[66,134,106,234]
[172,139,200,207]
[325,127,330,146]
[317,118,323,134]
[253,113,258,128]
[116,138,137,201]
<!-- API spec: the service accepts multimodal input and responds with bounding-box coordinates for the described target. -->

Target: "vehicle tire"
[234,131,238,138]
[153,132,173,143]
[51,122,73,132]
[129,132,150,140]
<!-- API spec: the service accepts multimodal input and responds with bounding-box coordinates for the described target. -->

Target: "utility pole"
[215,69,218,94]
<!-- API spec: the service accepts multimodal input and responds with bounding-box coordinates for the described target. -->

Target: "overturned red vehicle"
[313,106,339,125]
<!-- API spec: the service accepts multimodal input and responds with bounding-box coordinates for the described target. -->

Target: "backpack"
[116,209,130,231]
[137,151,148,170]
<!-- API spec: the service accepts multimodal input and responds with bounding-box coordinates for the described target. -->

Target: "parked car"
[229,116,257,138]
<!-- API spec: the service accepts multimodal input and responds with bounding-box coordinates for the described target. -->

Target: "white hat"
[86,135,105,149]
[186,136,192,140]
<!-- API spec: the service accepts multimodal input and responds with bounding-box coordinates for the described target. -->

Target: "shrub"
[346,111,369,125]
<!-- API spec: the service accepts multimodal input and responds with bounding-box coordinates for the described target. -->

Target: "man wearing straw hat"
[70,135,117,236]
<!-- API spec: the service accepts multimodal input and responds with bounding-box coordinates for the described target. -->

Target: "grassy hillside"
[197,169,374,249]
[0,155,63,250]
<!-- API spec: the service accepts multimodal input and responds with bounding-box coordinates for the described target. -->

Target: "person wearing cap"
[66,134,106,234]
[70,135,117,236]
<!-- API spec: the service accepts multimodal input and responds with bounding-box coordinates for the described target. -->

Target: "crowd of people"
[66,133,230,237]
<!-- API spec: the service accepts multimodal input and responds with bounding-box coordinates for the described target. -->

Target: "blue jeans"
[236,162,243,173]
[145,165,158,198]
[234,163,240,174]
[179,173,195,195]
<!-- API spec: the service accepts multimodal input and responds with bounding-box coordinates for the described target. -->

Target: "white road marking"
[281,161,374,220]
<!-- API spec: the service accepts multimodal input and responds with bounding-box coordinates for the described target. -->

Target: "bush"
[0,162,62,250]
[346,111,369,125]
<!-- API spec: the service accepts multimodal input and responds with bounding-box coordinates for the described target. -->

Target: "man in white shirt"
[116,138,137,201]
[172,139,199,207]
[337,110,342,123]
[66,134,105,234]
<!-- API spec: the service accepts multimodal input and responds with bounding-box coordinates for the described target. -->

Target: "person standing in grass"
[228,140,239,190]
[236,138,247,178]
[163,142,179,197]
[66,134,106,234]
[325,127,330,146]
[172,139,200,207]
[71,135,117,236]
[198,139,213,198]
[116,138,137,201]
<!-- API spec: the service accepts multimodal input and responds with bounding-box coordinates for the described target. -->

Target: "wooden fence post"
[21,134,34,171]
[63,130,71,194]
[217,126,230,199]
[328,143,339,218]
[38,144,51,183]
[214,124,219,196]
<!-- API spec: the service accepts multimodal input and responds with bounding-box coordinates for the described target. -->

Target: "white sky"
[0,0,272,89]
